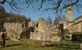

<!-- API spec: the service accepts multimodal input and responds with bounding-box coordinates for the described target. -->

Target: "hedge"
[72,32,82,42]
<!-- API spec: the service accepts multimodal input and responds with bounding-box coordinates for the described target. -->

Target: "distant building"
[71,15,82,33]
[63,5,82,40]
[65,5,82,33]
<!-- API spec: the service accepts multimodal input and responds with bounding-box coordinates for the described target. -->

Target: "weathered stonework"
[30,18,61,42]
[28,21,35,27]
[38,18,48,33]
[4,22,23,40]
[71,16,82,33]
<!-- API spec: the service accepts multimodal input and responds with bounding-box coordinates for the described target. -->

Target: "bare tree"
[0,0,82,14]
[45,16,52,28]
[54,15,62,25]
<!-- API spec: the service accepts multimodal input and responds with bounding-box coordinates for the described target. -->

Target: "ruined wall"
[4,22,23,39]
[30,29,61,42]
[30,18,61,42]
[38,18,49,33]
[28,21,35,27]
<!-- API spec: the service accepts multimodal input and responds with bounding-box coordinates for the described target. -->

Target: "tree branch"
[54,0,62,10]
[28,0,36,13]
[0,0,6,4]
[6,1,18,12]
[38,0,44,10]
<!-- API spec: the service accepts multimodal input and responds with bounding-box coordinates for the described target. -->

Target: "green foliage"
[0,6,29,23]
[9,14,28,23]
[72,32,82,42]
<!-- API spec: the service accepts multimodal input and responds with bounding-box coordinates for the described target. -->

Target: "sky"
[1,0,82,21]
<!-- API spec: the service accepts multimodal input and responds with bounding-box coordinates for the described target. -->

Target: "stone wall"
[28,21,35,27]
[38,18,49,33]
[30,18,61,42]
[30,29,61,42]
[30,32,42,40]
[4,22,23,39]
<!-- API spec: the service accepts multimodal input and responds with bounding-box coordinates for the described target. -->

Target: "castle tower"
[66,5,73,22]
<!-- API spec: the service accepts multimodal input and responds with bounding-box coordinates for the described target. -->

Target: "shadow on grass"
[7,44,22,47]
[54,44,80,50]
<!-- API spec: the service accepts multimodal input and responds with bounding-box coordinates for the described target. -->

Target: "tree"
[0,0,82,14]
[9,13,29,23]
[28,17,31,21]
[0,6,6,22]
[45,16,52,28]
[54,15,62,25]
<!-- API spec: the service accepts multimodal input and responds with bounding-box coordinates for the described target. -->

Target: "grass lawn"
[0,39,80,50]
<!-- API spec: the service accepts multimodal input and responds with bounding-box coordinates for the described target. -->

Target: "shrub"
[72,32,82,42]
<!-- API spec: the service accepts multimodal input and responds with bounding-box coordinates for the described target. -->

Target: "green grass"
[0,39,80,50]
